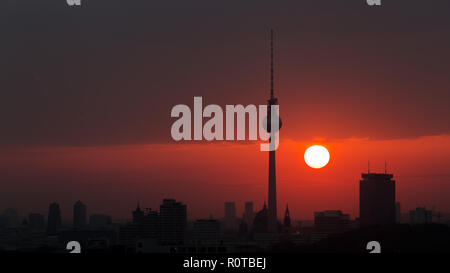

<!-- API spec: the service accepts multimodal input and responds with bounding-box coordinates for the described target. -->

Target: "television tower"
[267,29,281,233]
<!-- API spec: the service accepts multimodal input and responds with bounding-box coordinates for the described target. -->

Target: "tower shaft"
[267,29,278,233]
[268,147,277,232]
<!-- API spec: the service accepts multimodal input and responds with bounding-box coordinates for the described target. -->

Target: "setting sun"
[304,145,330,169]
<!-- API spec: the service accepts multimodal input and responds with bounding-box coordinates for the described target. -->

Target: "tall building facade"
[73,200,87,230]
[1,208,19,227]
[140,209,159,238]
[224,201,237,230]
[159,199,187,245]
[47,202,62,235]
[120,205,160,246]
[359,173,396,227]
[242,202,255,229]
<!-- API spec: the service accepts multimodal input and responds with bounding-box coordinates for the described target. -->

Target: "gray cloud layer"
[1,0,449,146]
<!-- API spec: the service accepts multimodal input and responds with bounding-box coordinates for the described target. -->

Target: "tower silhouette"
[267,29,281,233]
[73,200,87,230]
[283,204,291,228]
[47,202,61,235]
[359,172,396,227]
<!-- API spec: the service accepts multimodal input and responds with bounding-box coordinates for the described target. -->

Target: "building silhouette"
[28,213,45,231]
[132,203,145,223]
[120,204,159,247]
[139,208,159,238]
[314,210,350,234]
[395,202,401,223]
[359,172,396,227]
[89,214,112,230]
[0,208,20,228]
[410,207,432,224]
[159,199,186,245]
[193,218,220,243]
[238,219,248,238]
[224,201,237,230]
[46,202,61,235]
[73,200,87,230]
[283,204,291,229]
[242,202,255,229]
[253,202,268,233]
[311,210,350,242]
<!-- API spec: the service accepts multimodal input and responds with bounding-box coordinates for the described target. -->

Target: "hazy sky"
[1,0,450,146]
[1,0,449,220]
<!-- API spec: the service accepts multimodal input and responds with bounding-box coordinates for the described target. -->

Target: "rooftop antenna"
[270,29,274,100]
[368,160,370,174]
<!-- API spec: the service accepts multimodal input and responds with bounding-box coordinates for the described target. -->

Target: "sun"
[304,145,330,169]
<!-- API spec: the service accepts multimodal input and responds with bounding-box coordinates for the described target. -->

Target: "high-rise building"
[159,199,187,245]
[359,172,396,227]
[28,213,45,231]
[224,201,237,230]
[140,209,159,238]
[73,200,87,230]
[47,202,62,235]
[409,207,432,224]
[120,205,160,247]
[1,208,19,227]
[242,202,255,229]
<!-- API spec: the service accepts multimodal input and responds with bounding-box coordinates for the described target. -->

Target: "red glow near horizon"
[0,135,449,221]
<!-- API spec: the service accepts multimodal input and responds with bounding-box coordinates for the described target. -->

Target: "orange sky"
[1,134,449,221]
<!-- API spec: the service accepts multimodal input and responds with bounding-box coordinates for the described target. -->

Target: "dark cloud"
[0,0,449,146]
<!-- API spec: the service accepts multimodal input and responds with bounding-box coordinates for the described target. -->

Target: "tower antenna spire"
[270,29,274,100]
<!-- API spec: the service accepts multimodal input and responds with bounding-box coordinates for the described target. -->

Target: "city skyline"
[1,0,450,223]
[1,168,447,225]
[2,164,449,253]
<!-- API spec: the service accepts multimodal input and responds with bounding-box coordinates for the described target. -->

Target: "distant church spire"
[283,203,291,228]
